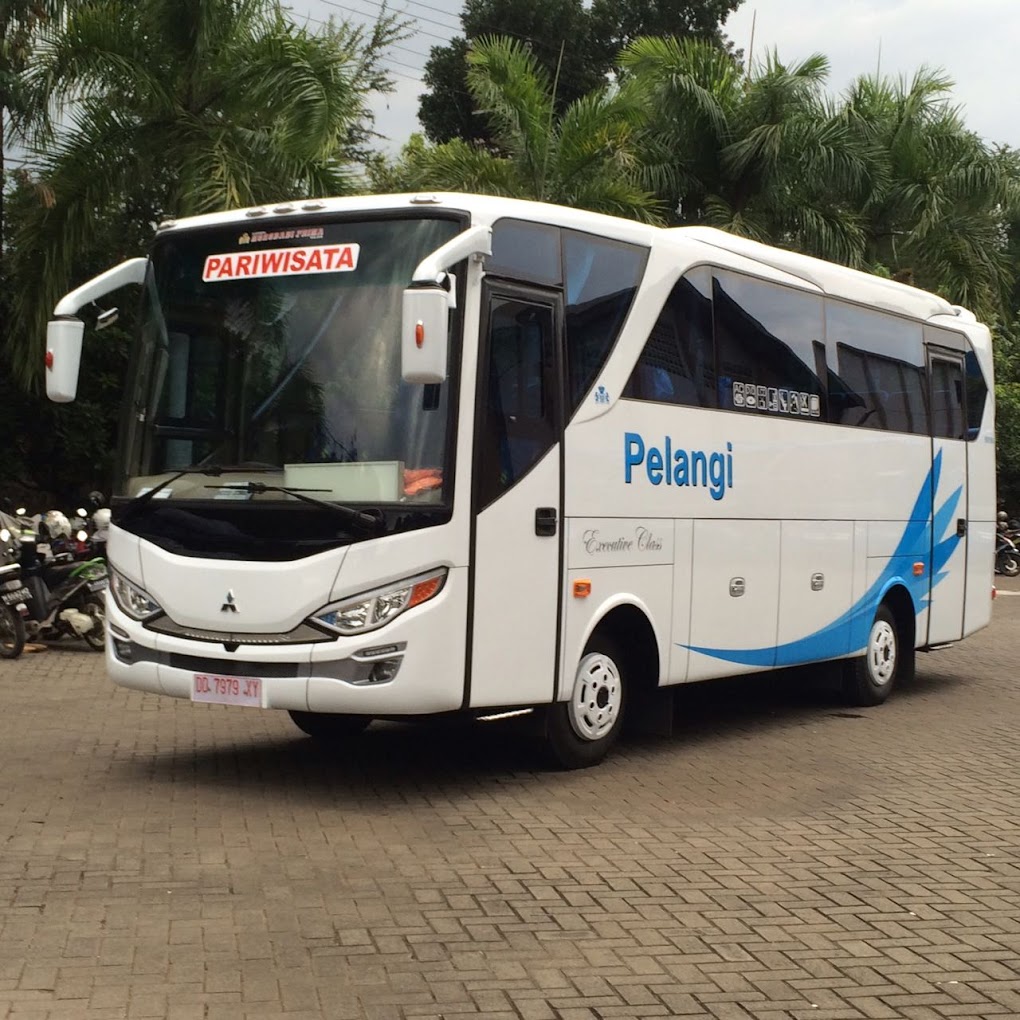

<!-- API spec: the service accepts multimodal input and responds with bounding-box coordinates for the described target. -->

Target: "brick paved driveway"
[1,586,1018,1020]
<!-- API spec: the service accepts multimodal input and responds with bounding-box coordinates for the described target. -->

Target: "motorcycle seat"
[42,561,80,585]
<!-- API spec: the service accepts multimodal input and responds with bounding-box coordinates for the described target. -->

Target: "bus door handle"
[957,518,967,537]
[535,507,558,537]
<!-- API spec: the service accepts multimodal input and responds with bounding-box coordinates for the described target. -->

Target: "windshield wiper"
[204,481,382,533]
[120,463,281,518]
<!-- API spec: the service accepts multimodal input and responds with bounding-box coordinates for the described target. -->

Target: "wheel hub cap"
[869,620,897,686]
[570,653,622,741]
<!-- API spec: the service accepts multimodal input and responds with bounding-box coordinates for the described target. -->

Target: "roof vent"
[410,194,441,204]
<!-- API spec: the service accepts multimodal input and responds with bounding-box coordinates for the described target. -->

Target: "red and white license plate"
[192,673,262,707]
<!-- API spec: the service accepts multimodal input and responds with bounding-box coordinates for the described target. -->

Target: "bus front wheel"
[843,605,901,707]
[288,711,372,741]
[545,635,626,769]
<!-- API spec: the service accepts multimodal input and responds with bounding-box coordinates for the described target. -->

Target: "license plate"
[1,588,30,606]
[192,673,262,707]
[87,578,108,592]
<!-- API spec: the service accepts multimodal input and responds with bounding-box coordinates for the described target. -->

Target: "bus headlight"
[110,570,162,621]
[313,568,447,635]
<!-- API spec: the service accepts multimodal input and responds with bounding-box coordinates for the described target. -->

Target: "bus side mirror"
[402,286,450,384]
[45,318,86,403]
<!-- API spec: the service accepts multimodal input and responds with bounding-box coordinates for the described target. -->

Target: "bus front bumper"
[103,569,468,717]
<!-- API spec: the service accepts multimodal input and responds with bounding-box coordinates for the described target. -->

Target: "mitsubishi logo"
[221,590,238,613]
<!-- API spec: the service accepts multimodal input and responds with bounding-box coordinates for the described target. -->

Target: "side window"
[713,271,824,418]
[476,296,557,510]
[562,230,647,410]
[624,269,715,407]
[931,358,966,440]
[965,350,988,439]
[826,304,927,434]
[488,220,561,287]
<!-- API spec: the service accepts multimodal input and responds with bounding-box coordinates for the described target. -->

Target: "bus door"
[467,282,564,708]
[926,349,968,644]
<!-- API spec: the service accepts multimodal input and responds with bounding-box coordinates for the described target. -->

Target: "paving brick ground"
[1,583,1018,1020]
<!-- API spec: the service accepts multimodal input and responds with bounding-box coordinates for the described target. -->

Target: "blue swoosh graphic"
[682,450,961,668]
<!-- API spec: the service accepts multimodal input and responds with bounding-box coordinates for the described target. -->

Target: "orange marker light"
[573,579,591,598]
[913,562,925,577]
[415,320,425,348]
[408,575,443,608]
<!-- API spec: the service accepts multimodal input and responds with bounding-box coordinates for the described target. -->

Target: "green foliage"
[417,0,740,145]
[397,37,663,222]
[993,321,1020,510]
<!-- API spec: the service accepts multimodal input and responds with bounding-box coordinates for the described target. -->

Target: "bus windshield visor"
[119,215,463,507]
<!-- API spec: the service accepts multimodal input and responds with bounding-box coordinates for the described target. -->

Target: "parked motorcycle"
[17,521,107,651]
[0,560,28,659]
[995,532,1020,577]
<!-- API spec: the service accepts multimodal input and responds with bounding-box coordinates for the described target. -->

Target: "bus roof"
[675,226,962,323]
[156,192,974,325]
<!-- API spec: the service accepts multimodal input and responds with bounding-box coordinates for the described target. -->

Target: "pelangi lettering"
[202,243,360,282]
[624,432,733,501]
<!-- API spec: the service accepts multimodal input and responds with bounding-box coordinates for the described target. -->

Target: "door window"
[476,295,558,510]
[931,358,966,439]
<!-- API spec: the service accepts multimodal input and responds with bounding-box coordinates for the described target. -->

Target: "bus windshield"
[119,215,463,509]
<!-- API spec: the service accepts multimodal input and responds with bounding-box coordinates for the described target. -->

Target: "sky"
[290,0,1020,155]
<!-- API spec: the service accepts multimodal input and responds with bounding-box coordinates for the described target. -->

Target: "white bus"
[45,193,996,768]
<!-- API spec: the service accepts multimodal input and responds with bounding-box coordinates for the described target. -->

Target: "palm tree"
[620,36,870,264]
[402,36,662,223]
[7,0,400,385]
[1,1,67,363]
[840,70,1020,321]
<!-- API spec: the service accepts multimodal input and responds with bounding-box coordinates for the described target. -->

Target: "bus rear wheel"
[288,711,372,741]
[545,635,626,769]
[843,605,900,707]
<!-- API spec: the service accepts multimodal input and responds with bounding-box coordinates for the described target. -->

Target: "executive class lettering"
[583,526,664,555]
[624,432,733,501]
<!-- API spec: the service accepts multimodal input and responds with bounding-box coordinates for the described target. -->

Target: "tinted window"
[713,271,824,419]
[624,269,715,407]
[931,358,966,440]
[563,230,646,409]
[965,350,988,439]
[477,296,557,510]
[826,304,927,434]
[488,220,561,286]
[831,345,928,434]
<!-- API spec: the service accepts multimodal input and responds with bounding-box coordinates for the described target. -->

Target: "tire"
[843,605,901,707]
[288,710,372,741]
[81,597,106,651]
[996,549,1020,577]
[545,634,626,769]
[0,605,25,660]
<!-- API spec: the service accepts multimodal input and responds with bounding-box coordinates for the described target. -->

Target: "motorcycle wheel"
[81,597,106,651]
[0,605,26,659]
[997,549,1020,578]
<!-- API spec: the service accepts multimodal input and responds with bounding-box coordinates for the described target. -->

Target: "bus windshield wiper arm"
[121,465,228,516]
[121,464,282,517]
[205,481,382,532]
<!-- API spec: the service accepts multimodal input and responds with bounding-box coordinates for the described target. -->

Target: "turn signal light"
[912,562,925,577]
[573,579,591,598]
[45,351,54,369]
[415,320,425,348]
[408,575,442,608]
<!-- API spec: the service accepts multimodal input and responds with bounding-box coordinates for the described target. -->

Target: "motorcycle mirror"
[76,530,88,542]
